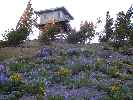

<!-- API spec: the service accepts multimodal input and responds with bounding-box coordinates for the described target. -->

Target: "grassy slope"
[0,41,133,99]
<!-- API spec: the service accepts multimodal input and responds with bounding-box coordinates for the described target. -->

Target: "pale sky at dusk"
[0,0,132,41]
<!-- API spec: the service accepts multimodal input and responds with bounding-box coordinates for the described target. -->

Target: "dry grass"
[0,40,42,60]
[0,40,99,61]
[0,47,40,60]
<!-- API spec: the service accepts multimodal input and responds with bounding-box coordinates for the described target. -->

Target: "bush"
[67,30,80,44]
[74,79,91,88]
[95,58,104,70]
[23,81,45,95]
[83,64,92,71]
[42,58,56,64]
[8,63,33,73]
[106,83,129,100]
[3,27,29,47]
[0,40,8,47]
[50,67,71,84]
[55,56,66,65]
[67,21,95,44]
[71,64,82,75]
[107,66,120,78]
[39,26,58,45]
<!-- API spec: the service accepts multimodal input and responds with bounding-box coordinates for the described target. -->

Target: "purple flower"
[64,91,69,100]
[90,96,97,100]
[0,73,8,83]
[0,64,5,72]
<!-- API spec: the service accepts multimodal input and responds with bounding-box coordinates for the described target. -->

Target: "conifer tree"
[113,5,133,48]
[3,0,36,46]
[126,5,133,46]
[16,0,34,34]
[104,11,114,42]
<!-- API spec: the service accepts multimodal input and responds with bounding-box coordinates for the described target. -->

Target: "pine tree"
[126,5,133,46]
[99,11,113,42]
[113,11,127,47]
[79,21,95,44]
[113,5,133,48]
[104,11,114,42]
[3,0,36,46]
[16,0,34,34]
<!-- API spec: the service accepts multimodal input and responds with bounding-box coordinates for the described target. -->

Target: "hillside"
[0,42,133,100]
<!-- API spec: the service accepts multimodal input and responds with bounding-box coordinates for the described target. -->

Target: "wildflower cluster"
[38,83,46,95]
[111,84,120,92]
[0,64,5,72]
[56,67,71,77]
[106,82,129,100]
[9,73,22,81]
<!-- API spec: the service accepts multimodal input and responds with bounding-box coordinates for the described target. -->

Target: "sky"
[0,0,132,42]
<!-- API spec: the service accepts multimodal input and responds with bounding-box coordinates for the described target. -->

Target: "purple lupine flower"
[90,96,97,100]
[67,48,79,56]
[79,56,89,65]
[0,64,5,72]
[64,91,69,100]
[37,48,53,57]
[0,73,7,84]
[45,80,49,86]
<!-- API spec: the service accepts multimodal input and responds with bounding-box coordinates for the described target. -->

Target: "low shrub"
[23,81,45,95]
[64,78,91,89]
[3,27,29,47]
[55,56,66,65]
[75,78,91,88]
[8,63,33,73]
[43,58,56,64]
[106,83,129,100]
[51,67,71,84]
[107,66,120,78]
[71,64,82,75]
[95,58,104,70]
[83,64,93,71]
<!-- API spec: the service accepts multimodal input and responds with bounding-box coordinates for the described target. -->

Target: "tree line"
[100,6,133,50]
[0,5,132,51]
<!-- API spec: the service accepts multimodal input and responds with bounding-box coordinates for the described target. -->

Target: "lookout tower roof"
[35,7,74,25]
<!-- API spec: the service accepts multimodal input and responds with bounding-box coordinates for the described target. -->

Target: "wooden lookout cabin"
[35,7,74,33]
